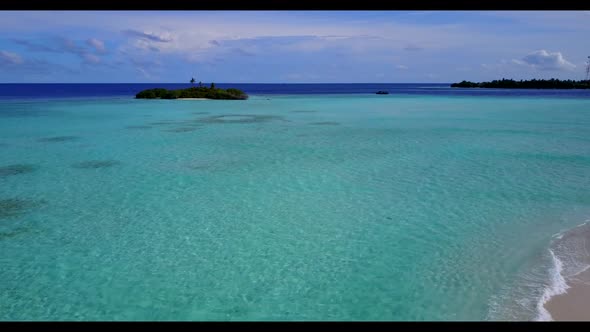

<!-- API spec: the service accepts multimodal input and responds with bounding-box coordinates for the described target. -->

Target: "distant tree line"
[451,78,590,89]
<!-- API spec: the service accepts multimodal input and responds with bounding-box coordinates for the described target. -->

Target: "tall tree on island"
[190,77,196,87]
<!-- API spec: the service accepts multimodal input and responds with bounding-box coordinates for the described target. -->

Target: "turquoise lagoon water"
[1,93,590,320]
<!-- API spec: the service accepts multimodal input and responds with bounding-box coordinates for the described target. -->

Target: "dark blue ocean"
[1,83,589,100]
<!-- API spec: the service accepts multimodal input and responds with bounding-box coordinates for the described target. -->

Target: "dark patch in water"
[309,121,340,126]
[126,125,152,130]
[164,127,199,133]
[187,164,211,170]
[148,121,178,126]
[37,136,79,143]
[0,198,45,219]
[71,160,121,169]
[192,112,210,115]
[178,119,205,126]
[0,228,29,239]
[186,160,239,172]
[199,114,284,124]
[0,164,38,178]
[291,110,317,113]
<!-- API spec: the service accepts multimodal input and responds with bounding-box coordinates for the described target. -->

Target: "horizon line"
[0,82,454,84]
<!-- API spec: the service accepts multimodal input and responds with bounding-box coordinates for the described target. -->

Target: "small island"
[136,81,248,100]
[451,78,590,89]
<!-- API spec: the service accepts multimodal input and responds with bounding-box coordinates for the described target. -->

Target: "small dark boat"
[376,91,389,94]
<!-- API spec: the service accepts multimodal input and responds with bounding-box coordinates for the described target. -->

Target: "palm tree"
[190,77,196,87]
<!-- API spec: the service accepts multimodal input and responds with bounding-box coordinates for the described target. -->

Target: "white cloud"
[0,50,24,65]
[11,37,109,67]
[396,64,408,70]
[123,29,174,43]
[132,38,161,52]
[513,50,575,71]
[0,12,478,62]
[136,67,152,79]
[82,53,101,64]
[1,13,587,58]
[86,38,106,54]
[1,11,588,82]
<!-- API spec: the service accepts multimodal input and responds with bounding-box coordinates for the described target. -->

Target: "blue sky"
[0,11,588,83]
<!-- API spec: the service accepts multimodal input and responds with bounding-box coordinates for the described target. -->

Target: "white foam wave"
[534,249,570,321]
[552,220,590,241]
[489,220,590,321]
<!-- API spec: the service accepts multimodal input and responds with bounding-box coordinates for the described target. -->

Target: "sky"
[0,11,589,83]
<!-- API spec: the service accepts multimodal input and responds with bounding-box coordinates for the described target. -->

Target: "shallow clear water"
[1,93,590,320]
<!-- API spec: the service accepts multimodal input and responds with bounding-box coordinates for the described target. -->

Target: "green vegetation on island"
[451,78,590,89]
[136,80,248,100]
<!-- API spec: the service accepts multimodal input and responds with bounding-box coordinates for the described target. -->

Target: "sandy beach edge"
[176,98,212,100]
[544,268,590,321]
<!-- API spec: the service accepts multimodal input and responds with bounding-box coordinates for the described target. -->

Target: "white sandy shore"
[543,222,590,321]
[176,98,212,100]
[544,267,590,321]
